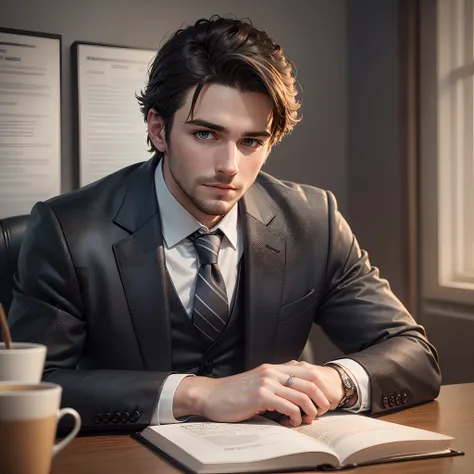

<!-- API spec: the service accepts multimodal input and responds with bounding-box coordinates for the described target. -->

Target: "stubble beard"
[169,162,235,218]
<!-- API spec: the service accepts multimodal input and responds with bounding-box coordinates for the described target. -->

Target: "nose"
[216,142,239,176]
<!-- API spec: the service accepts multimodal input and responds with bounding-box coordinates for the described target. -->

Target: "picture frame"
[0,27,61,218]
[72,41,156,187]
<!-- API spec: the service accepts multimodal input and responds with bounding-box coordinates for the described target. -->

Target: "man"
[9,16,440,433]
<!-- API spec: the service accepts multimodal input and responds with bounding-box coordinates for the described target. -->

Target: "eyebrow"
[185,119,272,138]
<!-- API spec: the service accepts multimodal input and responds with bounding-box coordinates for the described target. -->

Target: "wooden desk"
[51,383,473,474]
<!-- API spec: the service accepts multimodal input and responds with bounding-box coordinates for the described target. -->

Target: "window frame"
[421,0,474,305]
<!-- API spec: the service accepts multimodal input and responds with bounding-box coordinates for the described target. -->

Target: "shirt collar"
[154,160,239,250]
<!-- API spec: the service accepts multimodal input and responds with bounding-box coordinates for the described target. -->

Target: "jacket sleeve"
[8,202,171,433]
[316,191,441,414]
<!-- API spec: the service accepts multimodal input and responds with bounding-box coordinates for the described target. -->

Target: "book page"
[294,413,453,464]
[146,418,338,465]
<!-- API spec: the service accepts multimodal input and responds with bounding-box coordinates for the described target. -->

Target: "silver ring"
[284,374,296,388]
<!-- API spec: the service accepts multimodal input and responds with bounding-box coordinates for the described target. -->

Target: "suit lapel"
[241,184,286,370]
[110,160,287,372]
[112,157,172,371]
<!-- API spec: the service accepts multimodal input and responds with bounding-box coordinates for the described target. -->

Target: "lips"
[204,184,237,191]
[209,185,235,190]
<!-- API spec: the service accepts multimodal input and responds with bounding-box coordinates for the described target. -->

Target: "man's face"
[149,84,273,228]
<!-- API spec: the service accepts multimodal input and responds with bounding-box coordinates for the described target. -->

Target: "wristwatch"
[325,363,357,408]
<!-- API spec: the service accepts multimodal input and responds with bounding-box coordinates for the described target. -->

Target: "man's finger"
[276,385,318,422]
[276,363,342,411]
[262,392,304,427]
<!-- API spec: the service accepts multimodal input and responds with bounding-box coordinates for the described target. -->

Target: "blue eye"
[242,138,261,148]
[195,131,213,140]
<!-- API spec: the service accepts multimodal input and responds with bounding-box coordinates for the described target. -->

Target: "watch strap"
[326,363,357,408]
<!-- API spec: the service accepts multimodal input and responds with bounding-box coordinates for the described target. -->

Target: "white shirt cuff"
[152,374,195,425]
[327,358,371,412]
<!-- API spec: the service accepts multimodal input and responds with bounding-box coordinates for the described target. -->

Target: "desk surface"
[52,383,473,474]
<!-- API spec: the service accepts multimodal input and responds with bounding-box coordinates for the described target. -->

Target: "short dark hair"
[137,15,301,154]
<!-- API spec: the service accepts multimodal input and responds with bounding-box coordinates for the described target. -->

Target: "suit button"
[102,412,112,423]
[382,396,389,408]
[92,413,102,424]
[112,412,121,423]
[121,412,130,423]
[402,393,408,404]
[389,394,395,407]
[204,361,214,375]
[130,410,141,423]
[395,394,401,406]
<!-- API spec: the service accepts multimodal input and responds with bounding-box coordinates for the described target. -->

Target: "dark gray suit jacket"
[8,156,441,432]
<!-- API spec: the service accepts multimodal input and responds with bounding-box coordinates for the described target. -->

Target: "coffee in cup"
[0,382,81,474]
[0,342,46,382]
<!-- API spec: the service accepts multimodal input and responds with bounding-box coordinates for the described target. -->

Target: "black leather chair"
[0,215,30,314]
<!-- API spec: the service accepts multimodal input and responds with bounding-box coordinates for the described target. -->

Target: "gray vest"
[167,264,245,377]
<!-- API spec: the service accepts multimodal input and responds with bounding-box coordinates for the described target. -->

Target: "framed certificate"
[0,27,61,219]
[72,42,156,187]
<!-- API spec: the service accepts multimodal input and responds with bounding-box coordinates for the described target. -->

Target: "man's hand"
[173,361,345,427]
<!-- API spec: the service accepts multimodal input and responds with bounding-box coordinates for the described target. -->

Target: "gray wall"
[310,0,406,363]
[347,0,405,304]
[2,0,348,214]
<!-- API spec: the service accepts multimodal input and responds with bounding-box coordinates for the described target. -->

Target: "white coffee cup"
[0,342,46,382]
[0,382,81,474]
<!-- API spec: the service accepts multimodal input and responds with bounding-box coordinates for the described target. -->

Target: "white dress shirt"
[152,162,370,424]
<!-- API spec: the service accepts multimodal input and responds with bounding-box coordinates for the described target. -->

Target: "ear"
[147,108,167,153]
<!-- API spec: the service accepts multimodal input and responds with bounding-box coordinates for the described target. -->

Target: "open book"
[135,413,461,473]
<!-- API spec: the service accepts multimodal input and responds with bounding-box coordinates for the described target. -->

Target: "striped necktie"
[189,229,229,343]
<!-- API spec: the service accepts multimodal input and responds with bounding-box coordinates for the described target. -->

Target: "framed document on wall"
[0,27,61,219]
[72,42,156,187]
